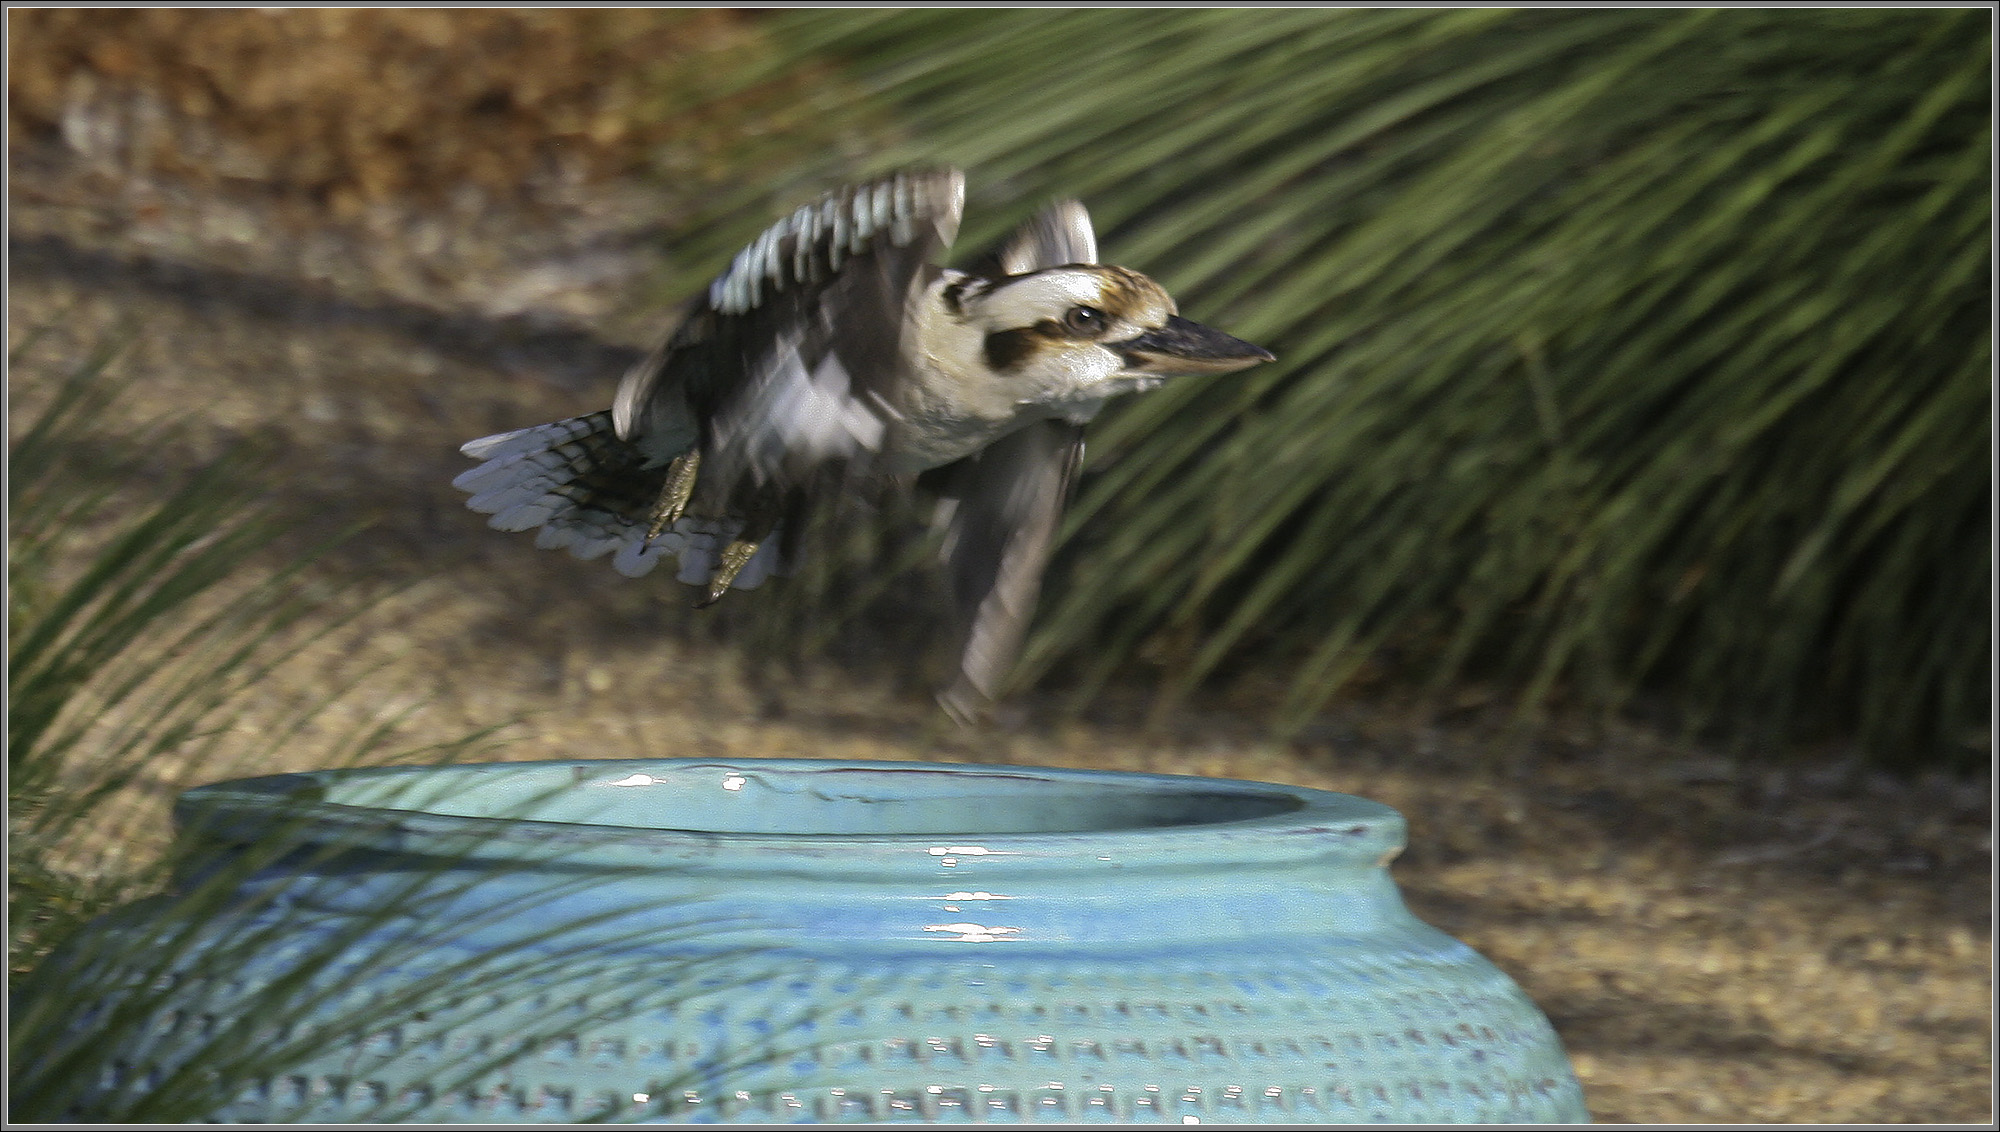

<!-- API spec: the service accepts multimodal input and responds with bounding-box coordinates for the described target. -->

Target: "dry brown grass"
[8,10,1990,1123]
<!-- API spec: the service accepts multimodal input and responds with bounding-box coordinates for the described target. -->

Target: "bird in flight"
[454,169,1272,721]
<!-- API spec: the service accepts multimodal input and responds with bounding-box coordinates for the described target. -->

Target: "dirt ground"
[7,10,1992,1124]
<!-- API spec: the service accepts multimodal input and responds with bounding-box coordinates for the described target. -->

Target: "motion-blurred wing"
[613,169,966,496]
[993,198,1096,272]
[934,198,1099,720]
[935,418,1085,722]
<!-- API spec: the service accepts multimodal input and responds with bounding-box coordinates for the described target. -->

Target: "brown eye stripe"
[983,327,1041,372]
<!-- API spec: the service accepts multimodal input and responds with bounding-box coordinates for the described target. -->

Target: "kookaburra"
[454,169,1272,720]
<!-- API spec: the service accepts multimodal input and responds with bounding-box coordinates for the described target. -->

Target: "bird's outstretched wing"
[934,198,1098,721]
[993,198,1097,275]
[614,169,967,500]
[934,416,1085,722]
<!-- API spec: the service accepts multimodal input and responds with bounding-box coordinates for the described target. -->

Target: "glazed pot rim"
[175,757,1406,874]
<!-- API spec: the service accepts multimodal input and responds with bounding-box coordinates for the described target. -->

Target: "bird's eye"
[1064,306,1105,335]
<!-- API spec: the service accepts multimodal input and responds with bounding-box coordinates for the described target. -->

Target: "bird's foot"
[645,450,702,543]
[696,538,760,607]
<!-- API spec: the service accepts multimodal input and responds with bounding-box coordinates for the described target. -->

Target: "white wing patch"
[712,330,891,484]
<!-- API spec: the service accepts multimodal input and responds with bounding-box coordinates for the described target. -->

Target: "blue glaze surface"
[29,758,1590,1123]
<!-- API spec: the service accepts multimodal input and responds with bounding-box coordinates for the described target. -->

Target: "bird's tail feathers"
[454,412,784,589]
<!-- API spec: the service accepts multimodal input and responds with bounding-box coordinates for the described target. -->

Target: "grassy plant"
[752,8,1989,768]
[12,799,806,1123]
[7,338,804,1121]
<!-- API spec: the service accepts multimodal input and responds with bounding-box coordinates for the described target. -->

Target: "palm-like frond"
[766,8,1988,765]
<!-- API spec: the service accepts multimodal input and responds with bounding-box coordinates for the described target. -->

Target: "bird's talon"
[646,450,702,543]
[699,538,760,606]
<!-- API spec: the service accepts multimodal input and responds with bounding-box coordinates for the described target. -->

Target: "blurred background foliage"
[5,340,566,1121]
[9,7,1988,776]
[7,332,498,982]
[746,7,1989,771]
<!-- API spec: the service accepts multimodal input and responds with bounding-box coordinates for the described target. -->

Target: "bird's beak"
[1117,315,1275,377]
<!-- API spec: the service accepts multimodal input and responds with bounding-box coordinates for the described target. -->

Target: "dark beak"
[1117,315,1275,377]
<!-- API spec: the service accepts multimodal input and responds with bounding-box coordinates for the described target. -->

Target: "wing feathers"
[997,199,1097,274]
[621,169,964,501]
[934,419,1085,721]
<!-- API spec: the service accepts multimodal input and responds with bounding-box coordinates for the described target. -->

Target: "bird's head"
[944,264,1274,421]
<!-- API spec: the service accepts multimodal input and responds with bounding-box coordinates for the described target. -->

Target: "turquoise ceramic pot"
[23,759,1588,1123]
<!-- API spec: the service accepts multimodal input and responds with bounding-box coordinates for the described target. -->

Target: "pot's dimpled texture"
[28,759,1588,1124]
[156,953,1579,1122]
